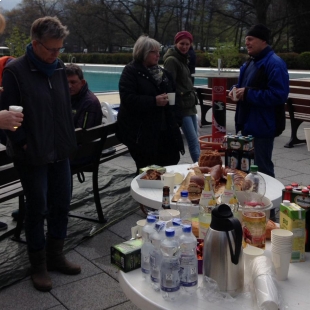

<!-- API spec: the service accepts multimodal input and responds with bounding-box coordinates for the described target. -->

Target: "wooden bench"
[195,81,310,148]
[284,79,310,147]
[0,146,25,242]
[69,122,129,223]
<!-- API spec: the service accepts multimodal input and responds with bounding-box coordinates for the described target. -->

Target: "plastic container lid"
[165,228,175,237]
[182,224,192,233]
[180,190,189,197]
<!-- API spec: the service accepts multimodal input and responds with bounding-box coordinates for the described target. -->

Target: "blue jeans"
[253,137,275,178]
[15,159,71,252]
[182,115,200,163]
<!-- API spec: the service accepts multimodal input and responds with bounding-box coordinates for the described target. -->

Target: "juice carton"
[280,202,306,262]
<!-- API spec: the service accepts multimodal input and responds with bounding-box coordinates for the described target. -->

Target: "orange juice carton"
[280,201,306,262]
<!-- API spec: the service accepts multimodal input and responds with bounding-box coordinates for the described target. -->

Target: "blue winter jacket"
[235,47,289,138]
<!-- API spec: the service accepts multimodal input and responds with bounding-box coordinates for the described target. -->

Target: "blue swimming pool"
[81,64,210,93]
[80,64,310,93]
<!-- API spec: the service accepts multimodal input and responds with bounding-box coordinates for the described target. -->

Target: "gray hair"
[30,16,69,41]
[132,35,161,62]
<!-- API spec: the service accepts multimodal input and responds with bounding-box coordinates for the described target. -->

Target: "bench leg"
[200,104,212,127]
[92,167,106,223]
[284,119,306,148]
[11,195,27,244]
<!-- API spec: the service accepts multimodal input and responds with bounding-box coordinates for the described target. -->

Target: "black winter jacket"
[71,83,103,129]
[1,55,76,165]
[117,60,184,155]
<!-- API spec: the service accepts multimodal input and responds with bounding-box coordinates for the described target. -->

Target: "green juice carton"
[111,238,143,272]
[280,201,306,262]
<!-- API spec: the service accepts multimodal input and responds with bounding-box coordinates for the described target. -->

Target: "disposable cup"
[271,244,292,254]
[161,173,175,193]
[253,274,279,310]
[9,105,23,112]
[304,128,310,151]
[243,246,264,285]
[167,93,176,105]
[271,250,291,281]
[166,209,180,218]
[159,209,173,222]
[174,172,184,185]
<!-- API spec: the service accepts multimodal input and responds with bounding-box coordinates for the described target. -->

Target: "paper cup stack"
[271,229,293,281]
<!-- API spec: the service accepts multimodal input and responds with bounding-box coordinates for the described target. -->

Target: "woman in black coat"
[117,35,185,175]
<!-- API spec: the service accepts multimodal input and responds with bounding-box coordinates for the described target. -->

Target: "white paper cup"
[9,105,23,112]
[161,173,175,193]
[174,172,184,185]
[243,246,264,285]
[167,93,176,105]
[159,209,172,222]
[254,274,279,310]
[304,128,310,151]
[271,250,291,281]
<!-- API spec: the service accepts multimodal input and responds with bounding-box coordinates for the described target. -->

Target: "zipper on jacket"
[48,78,52,89]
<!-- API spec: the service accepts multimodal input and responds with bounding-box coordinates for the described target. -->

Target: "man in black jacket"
[66,64,102,129]
[1,16,80,292]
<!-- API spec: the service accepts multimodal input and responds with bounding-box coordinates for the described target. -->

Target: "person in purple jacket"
[66,64,103,129]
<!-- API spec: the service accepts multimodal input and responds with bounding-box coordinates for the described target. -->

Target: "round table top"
[130,164,284,211]
[119,243,310,310]
[193,71,239,78]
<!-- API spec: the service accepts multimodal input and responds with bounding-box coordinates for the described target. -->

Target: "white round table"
[130,164,284,211]
[119,243,310,310]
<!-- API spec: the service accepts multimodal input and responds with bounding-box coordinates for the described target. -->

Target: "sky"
[0,0,21,11]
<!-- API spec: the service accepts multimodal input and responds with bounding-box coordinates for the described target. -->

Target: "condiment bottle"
[283,185,293,201]
[198,173,217,238]
[162,186,170,209]
[221,172,239,216]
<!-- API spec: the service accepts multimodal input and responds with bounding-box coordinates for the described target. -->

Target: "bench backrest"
[0,148,20,187]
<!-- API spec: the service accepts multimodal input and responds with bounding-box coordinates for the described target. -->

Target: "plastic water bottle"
[141,215,156,280]
[171,218,183,242]
[242,165,266,207]
[160,228,180,301]
[176,190,192,225]
[179,225,198,295]
[150,221,165,291]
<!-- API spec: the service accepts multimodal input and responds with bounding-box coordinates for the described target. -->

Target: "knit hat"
[174,31,193,44]
[246,24,270,43]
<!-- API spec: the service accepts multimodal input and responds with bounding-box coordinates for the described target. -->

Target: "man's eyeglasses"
[37,41,65,53]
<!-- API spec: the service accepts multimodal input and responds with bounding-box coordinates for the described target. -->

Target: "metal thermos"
[203,204,244,297]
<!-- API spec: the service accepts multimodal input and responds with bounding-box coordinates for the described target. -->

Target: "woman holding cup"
[163,31,200,163]
[118,35,185,175]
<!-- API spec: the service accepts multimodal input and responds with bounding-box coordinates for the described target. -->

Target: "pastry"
[198,150,222,168]
[188,175,204,193]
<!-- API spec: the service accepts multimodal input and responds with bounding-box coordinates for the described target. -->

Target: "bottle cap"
[182,224,192,233]
[282,200,290,206]
[146,215,156,223]
[285,185,293,191]
[180,190,189,197]
[291,182,299,188]
[165,228,175,237]
[172,218,182,226]
[302,188,309,194]
[250,165,258,172]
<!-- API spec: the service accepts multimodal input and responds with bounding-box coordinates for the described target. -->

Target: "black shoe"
[0,221,8,231]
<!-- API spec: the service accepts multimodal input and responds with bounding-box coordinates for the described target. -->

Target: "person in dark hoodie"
[163,31,200,163]
[65,64,102,129]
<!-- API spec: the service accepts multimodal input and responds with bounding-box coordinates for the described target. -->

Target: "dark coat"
[71,82,103,129]
[1,55,76,165]
[117,60,184,157]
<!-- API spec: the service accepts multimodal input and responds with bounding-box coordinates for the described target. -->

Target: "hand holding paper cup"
[9,106,23,129]
[167,93,175,105]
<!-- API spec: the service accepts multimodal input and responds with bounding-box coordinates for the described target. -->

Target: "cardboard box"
[111,238,143,272]
[136,171,164,189]
[280,202,306,262]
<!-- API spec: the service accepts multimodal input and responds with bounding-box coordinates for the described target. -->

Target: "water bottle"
[141,215,156,280]
[150,221,165,291]
[160,228,180,301]
[176,190,192,225]
[242,165,266,207]
[179,225,198,295]
[171,218,183,241]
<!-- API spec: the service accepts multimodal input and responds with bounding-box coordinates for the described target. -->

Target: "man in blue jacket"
[229,24,289,178]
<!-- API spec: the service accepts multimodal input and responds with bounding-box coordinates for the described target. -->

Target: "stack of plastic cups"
[271,229,293,281]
